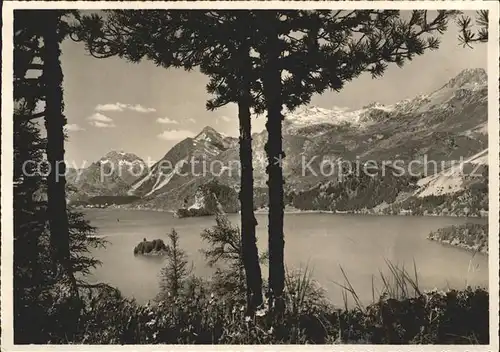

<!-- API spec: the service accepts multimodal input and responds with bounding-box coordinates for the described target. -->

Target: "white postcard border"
[2,1,499,351]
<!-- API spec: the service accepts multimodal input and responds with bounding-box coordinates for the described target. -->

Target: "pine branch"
[17,110,46,122]
[457,10,489,48]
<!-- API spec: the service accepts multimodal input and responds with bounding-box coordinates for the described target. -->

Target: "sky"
[61,11,487,167]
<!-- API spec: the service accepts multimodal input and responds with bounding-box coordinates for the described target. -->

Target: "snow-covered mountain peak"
[444,68,487,89]
[98,150,145,166]
[195,126,222,142]
[284,105,365,130]
[362,102,388,110]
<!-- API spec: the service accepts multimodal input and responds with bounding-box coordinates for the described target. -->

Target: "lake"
[82,209,489,307]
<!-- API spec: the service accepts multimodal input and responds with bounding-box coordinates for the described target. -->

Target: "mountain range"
[67,68,489,217]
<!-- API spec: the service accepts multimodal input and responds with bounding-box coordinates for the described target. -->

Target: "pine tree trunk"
[262,19,286,310]
[236,38,264,313]
[42,11,77,292]
[238,97,263,312]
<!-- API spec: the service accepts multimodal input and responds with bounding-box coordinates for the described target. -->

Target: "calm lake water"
[82,209,488,307]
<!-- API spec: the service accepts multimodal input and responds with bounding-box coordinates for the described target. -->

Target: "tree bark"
[238,43,263,313]
[261,14,286,309]
[42,11,77,292]
[238,98,264,311]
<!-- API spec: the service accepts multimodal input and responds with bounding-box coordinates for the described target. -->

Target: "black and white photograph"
[1,0,499,348]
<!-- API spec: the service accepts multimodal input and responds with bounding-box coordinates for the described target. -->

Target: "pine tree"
[157,229,192,301]
[13,110,105,343]
[198,12,265,310]
[41,10,77,291]
[71,10,266,312]
[249,9,458,308]
[13,116,47,343]
[13,10,105,343]
[15,9,78,292]
[200,214,268,300]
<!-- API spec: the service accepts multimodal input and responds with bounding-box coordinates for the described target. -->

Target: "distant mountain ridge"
[67,151,147,202]
[67,68,488,216]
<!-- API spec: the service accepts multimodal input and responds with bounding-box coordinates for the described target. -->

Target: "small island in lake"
[133,238,169,256]
[427,223,488,254]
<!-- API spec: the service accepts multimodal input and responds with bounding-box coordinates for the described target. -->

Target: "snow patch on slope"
[144,159,187,197]
[415,149,488,198]
[128,166,156,195]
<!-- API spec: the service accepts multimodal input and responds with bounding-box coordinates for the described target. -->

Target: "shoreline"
[427,223,489,255]
[77,206,488,220]
[255,209,488,218]
[427,237,489,255]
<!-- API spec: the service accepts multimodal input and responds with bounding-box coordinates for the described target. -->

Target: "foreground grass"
[70,264,488,345]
